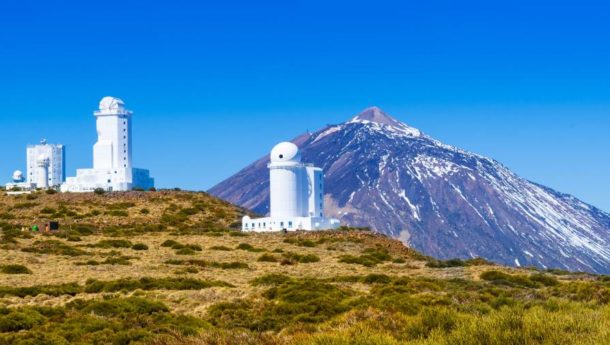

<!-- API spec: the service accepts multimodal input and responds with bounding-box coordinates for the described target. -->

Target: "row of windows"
[245,220,294,230]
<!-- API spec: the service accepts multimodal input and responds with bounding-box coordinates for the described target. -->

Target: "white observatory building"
[61,97,154,192]
[5,139,65,191]
[27,139,65,189]
[242,142,340,232]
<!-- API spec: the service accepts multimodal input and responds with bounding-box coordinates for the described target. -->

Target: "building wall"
[93,115,132,171]
[26,144,65,187]
[306,166,324,218]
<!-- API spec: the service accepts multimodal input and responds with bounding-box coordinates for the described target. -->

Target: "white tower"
[242,141,339,232]
[61,97,154,193]
[269,142,306,218]
[93,97,132,171]
[36,155,50,189]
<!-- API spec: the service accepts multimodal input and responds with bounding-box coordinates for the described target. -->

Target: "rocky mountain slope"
[210,107,610,274]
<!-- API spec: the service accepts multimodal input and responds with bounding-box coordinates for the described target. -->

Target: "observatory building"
[242,142,340,232]
[61,97,154,193]
[5,139,65,190]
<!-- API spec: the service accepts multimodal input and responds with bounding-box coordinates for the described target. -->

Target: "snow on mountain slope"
[210,107,610,273]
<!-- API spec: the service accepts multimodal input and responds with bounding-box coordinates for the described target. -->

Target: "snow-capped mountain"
[210,107,610,273]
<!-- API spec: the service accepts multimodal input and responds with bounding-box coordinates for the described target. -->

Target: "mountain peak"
[349,106,421,137]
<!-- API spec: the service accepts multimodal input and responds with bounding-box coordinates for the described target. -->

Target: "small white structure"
[61,97,154,193]
[242,142,340,232]
[5,140,65,191]
[5,170,32,191]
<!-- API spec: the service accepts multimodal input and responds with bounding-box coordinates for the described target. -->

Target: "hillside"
[210,107,610,274]
[1,191,610,344]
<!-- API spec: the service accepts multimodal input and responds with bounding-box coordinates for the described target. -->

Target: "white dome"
[12,170,23,182]
[99,96,125,112]
[270,142,301,163]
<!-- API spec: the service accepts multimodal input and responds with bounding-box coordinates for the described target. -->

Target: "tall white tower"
[93,97,132,171]
[269,142,306,218]
[36,155,50,189]
[242,141,339,232]
[61,97,154,193]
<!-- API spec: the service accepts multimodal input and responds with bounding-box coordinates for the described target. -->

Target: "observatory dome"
[12,170,24,182]
[99,96,126,112]
[270,142,301,163]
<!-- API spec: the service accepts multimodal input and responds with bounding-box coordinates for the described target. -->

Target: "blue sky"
[1,0,609,211]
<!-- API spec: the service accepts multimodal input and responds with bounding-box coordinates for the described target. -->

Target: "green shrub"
[40,207,56,214]
[84,277,232,293]
[131,243,149,251]
[166,259,248,270]
[176,247,197,255]
[22,240,87,256]
[480,270,540,288]
[0,282,81,298]
[161,239,180,247]
[362,274,392,284]
[93,188,105,195]
[1,264,32,274]
[140,208,151,215]
[210,245,232,251]
[257,254,279,262]
[251,274,293,286]
[236,243,265,252]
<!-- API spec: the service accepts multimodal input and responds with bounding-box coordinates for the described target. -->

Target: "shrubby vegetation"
[0,264,32,275]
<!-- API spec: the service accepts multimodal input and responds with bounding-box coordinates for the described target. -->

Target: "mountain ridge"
[210,107,610,274]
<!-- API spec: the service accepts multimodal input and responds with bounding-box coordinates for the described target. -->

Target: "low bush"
[22,240,87,256]
[0,297,206,344]
[166,259,248,270]
[84,277,233,293]
[0,264,32,274]
[131,243,149,251]
[257,253,279,262]
[210,245,232,251]
[236,243,265,252]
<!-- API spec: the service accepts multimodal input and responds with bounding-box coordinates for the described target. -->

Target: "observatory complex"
[61,97,154,192]
[242,142,340,232]
[5,139,65,191]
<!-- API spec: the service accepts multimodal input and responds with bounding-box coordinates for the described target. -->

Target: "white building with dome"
[5,139,65,191]
[242,142,340,232]
[61,97,154,193]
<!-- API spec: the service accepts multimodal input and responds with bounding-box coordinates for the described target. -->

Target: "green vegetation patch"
[21,240,87,256]
[236,243,265,252]
[0,264,32,275]
[0,297,206,345]
[84,277,232,293]
[209,278,354,331]
[166,259,248,270]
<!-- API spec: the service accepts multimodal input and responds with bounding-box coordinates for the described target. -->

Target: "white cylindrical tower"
[269,142,306,218]
[36,155,49,189]
[93,97,133,171]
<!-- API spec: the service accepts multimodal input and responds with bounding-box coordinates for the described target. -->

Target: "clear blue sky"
[1,0,609,211]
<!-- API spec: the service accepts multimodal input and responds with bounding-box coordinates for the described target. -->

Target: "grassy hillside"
[1,191,610,344]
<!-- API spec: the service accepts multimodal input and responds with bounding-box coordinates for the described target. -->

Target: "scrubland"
[1,191,610,344]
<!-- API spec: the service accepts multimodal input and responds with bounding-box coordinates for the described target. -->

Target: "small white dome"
[99,96,125,112]
[12,170,23,182]
[270,142,301,163]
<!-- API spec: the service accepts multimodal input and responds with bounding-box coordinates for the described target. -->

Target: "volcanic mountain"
[210,107,610,273]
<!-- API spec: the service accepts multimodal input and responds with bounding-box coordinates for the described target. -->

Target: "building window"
[288,221,293,228]
[280,222,284,227]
